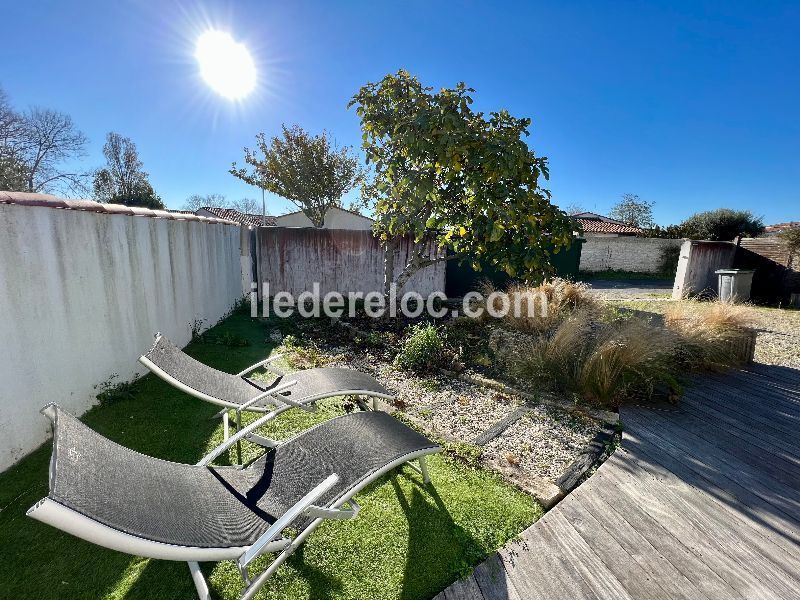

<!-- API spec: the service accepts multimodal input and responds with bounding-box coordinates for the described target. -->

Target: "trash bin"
[715,269,755,302]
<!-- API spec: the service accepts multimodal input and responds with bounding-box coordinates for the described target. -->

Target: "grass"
[0,309,540,600]
[506,297,753,409]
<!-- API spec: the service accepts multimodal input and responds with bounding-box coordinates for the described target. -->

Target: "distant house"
[195,207,277,227]
[571,211,643,237]
[764,221,800,236]
[274,206,374,230]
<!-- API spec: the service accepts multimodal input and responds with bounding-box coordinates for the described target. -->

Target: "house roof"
[275,205,374,222]
[200,207,277,227]
[764,221,800,234]
[0,191,238,225]
[570,211,644,235]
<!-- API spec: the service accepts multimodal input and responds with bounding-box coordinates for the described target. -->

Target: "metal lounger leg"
[240,519,326,600]
[235,409,243,464]
[187,561,211,600]
[223,411,230,441]
[419,456,431,484]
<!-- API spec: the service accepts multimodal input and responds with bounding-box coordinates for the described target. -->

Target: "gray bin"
[715,269,754,302]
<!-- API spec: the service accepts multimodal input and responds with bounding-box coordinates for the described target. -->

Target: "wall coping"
[0,191,240,226]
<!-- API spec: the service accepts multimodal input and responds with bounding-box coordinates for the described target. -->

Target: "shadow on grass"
[389,474,483,600]
[0,310,277,599]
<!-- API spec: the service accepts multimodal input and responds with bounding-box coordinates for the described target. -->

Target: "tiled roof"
[574,217,643,235]
[200,207,277,227]
[765,221,800,233]
[0,191,239,225]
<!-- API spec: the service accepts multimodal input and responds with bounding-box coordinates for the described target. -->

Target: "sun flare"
[195,30,256,100]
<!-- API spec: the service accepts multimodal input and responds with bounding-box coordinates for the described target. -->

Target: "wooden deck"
[436,363,800,600]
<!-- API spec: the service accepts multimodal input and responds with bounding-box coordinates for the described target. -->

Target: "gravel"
[323,347,601,483]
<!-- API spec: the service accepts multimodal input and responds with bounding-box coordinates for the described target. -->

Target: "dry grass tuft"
[477,278,599,334]
[665,301,755,369]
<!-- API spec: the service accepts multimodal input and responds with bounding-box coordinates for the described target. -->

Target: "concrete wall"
[274,207,374,230]
[579,235,684,273]
[672,240,736,299]
[0,203,245,471]
[257,227,446,297]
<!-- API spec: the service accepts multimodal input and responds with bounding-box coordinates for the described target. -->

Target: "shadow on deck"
[436,362,800,600]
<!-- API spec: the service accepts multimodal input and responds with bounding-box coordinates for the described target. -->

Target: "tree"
[231,197,260,216]
[778,226,800,266]
[641,223,685,239]
[678,208,764,241]
[182,193,228,212]
[230,124,366,227]
[93,132,164,209]
[0,88,89,195]
[609,193,655,229]
[349,70,575,294]
[564,202,585,215]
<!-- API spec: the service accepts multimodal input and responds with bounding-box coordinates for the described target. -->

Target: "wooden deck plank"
[557,496,677,600]
[585,464,742,600]
[680,398,800,466]
[498,520,603,600]
[471,554,523,600]
[603,448,800,599]
[686,387,800,439]
[637,405,800,488]
[615,439,800,591]
[441,575,484,600]
[623,408,800,522]
[537,511,633,600]
[622,425,800,553]
[438,364,800,600]
[568,475,711,600]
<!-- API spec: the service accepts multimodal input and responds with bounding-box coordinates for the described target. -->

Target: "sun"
[195,30,256,100]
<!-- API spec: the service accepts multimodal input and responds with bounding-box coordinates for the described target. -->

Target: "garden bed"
[264,315,606,506]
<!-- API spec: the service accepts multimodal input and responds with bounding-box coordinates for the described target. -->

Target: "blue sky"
[2,0,798,225]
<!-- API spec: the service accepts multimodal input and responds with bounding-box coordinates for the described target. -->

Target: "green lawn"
[0,309,540,599]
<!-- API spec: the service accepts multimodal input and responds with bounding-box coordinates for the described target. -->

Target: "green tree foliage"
[230,124,366,227]
[93,132,164,209]
[778,226,800,257]
[349,70,575,292]
[641,224,686,239]
[609,193,655,228]
[678,208,764,241]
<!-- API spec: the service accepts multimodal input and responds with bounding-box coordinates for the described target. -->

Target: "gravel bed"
[749,308,800,369]
[483,410,598,481]
[323,346,601,483]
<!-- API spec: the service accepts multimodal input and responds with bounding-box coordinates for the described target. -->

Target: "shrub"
[95,374,137,405]
[678,208,764,241]
[511,310,680,408]
[479,278,598,334]
[394,323,446,373]
[658,244,681,277]
[665,301,754,369]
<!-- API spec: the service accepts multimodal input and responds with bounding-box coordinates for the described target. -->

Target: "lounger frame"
[139,334,396,461]
[27,405,438,600]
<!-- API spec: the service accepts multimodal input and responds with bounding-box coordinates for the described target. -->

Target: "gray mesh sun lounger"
[139,334,394,446]
[28,404,440,600]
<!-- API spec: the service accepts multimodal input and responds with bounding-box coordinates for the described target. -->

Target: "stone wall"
[579,235,684,273]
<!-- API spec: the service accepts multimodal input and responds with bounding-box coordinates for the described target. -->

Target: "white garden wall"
[579,236,684,273]
[0,200,245,471]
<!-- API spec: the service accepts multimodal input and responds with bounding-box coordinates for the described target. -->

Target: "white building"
[274,206,374,230]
